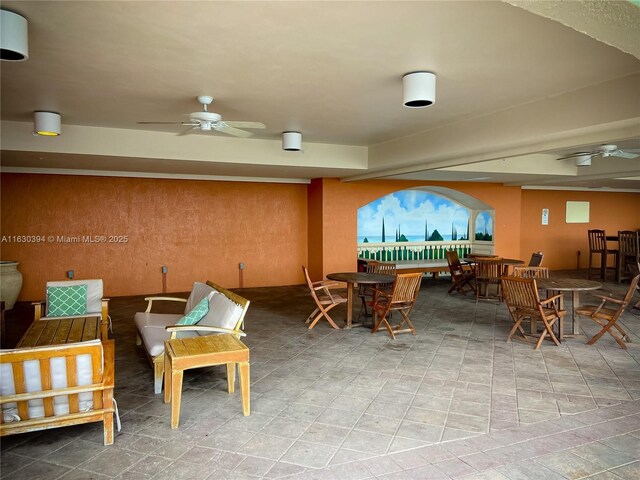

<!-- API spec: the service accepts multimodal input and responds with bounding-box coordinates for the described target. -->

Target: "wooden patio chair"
[445,250,475,295]
[371,272,422,339]
[501,276,565,350]
[588,229,618,281]
[357,260,379,319]
[475,257,504,302]
[631,263,640,310]
[512,266,549,279]
[302,266,347,330]
[576,273,640,349]
[617,230,639,283]
[528,252,544,266]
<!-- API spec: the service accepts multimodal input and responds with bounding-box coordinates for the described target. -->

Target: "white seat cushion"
[1,340,100,422]
[197,292,244,332]
[134,312,182,331]
[45,279,104,316]
[184,282,218,314]
[139,325,198,357]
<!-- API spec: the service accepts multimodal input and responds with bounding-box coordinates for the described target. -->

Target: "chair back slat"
[622,273,640,304]
[618,231,639,257]
[390,273,422,304]
[376,262,397,276]
[365,260,380,274]
[475,258,504,279]
[501,276,540,309]
[588,229,607,252]
[513,266,549,278]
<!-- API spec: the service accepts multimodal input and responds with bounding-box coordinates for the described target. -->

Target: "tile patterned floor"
[1,272,639,479]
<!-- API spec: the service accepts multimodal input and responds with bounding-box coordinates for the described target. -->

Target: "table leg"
[170,368,184,429]
[239,361,250,416]
[345,281,354,328]
[572,291,580,335]
[164,353,171,404]
[227,363,236,394]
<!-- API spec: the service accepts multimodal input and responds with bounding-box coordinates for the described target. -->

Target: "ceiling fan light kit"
[282,131,302,151]
[575,154,592,167]
[403,71,436,107]
[33,111,61,136]
[1,9,28,61]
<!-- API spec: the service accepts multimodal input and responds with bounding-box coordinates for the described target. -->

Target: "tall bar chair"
[587,230,618,281]
[617,230,639,283]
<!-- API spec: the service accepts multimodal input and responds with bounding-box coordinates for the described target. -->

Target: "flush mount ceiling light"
[33,111,61,136]
[1,9,28,61]
[282,131,302,151]
[403,71,436,108]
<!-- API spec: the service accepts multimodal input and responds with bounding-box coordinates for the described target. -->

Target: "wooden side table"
[164,334,250,428]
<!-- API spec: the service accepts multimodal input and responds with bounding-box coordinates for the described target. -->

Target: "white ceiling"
[1,1,639,189]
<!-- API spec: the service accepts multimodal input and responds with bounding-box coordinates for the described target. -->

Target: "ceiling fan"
[557,144,640,166]
[138,96,265,138]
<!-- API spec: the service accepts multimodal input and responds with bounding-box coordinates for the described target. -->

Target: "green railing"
[357,241,473,262]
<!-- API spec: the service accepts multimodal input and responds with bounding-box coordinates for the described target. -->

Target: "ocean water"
[357,235,467,243]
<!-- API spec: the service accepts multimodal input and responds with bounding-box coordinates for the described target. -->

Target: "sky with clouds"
[357,190,475,239]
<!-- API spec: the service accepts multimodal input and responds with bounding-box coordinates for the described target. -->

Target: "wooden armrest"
[589,293,624,305]
[313,280,340,289]
[540,294,563,305]
[372,287,392,298]
[165,325,246,337]
[32,301,45,320]
[144,296,188,313]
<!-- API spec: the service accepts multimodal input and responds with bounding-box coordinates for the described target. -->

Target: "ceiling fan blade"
[137,121,183,125]
[612,150,639,159]
[223,121,266,129]
[556,152,596,161]
[176,126,198,136]
[215,124,253,138]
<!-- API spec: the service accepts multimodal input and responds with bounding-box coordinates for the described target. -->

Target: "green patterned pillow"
[176,295,210,325]
[47,284,88,317]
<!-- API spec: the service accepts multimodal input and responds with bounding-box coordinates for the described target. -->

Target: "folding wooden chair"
[445,250,475,295]
[357,260,379,319]
[576,273,640,349]
[528,252,544,266]
[475,257,504,302]
[501,276,565,350]
[371,273,422,339]
[512,266,549,279]
[302,266,347,330]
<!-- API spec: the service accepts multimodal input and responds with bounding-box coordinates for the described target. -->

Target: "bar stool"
[587,229,618,281]
[618,230,640,283]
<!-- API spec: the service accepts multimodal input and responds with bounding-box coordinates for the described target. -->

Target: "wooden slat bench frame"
[0,340,115,445]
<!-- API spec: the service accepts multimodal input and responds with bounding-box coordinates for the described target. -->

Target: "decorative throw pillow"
[47,284,88,317]
[176,294,210,325]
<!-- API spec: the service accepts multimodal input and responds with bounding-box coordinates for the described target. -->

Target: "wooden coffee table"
[164,334,250,428]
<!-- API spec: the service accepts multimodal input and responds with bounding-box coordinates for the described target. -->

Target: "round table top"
[463,257,524,265]
[326,272,395,284]
[537,278,602,291]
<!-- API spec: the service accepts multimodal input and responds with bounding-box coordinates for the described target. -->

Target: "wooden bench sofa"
[135,281,250,394]
[0,339,116,445]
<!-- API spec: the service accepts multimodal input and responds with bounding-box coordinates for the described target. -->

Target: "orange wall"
[1,173,308,300]
[520,190,640,270]
[3,172,637,301]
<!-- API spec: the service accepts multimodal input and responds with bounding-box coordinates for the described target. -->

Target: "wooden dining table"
[17,316,101,347]
[462,257,525,275]
[536,278,602,339]
[326,272,395,329]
